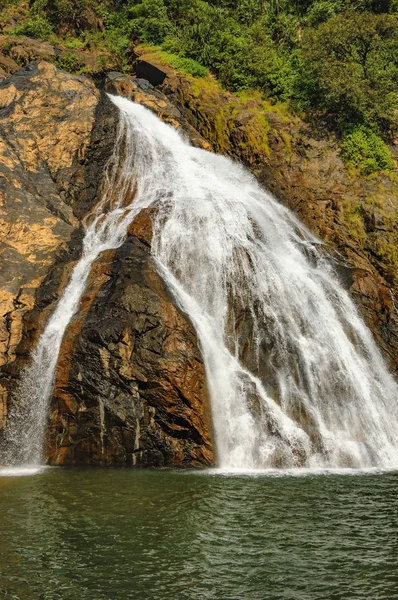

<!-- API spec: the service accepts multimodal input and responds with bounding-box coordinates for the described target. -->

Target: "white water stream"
[2,95,398,469]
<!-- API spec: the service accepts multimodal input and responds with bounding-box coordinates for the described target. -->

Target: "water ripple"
[0,469,397,600]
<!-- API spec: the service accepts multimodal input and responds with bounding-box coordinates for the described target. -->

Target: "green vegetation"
[300,11,398,134]
[29,0,92,34]
[2,0,397,172]
[340,191,398,282]
[341,126,395,175]
[341,199,367,249]
[137,46,208,77]
[11,15,54,40]
[56,50,83,73]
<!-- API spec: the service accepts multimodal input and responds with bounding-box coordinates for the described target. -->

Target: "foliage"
[11,15,53,39]
[341,126,394,174]
[128,0,172,44]
[56,51,83,73]
[4,0,397,173]
[135,0,397,148]
[63,36,85,49]
[30,0,90,31]
[300,12,398,136]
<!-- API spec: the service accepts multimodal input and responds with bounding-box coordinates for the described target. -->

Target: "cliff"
[0,55,397,467]
[0,61,97,430]
[0,62,213,467]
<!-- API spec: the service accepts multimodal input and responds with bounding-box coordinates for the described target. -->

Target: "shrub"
[30,0,91,34]
[56,51,83,73]
[305,1,341,25]
[300,12,398,135]
[129,0,172,45]
[63,37,85,49]
[168,55,207,77]
[341,126,394,174]
[141,47,208,77]
[11,16,53,40]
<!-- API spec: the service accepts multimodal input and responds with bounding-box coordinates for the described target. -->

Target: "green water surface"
[0,468,397,600]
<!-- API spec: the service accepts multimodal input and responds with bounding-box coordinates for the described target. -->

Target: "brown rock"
[0,52,18,75]
[46,223,214,467]
[0,35,57,66]
[0,61,110,433]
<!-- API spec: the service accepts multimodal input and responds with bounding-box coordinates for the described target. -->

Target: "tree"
[300,12,398,135]
[129,0,172,44]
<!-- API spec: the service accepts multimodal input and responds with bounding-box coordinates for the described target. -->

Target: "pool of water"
[0,468,397,599]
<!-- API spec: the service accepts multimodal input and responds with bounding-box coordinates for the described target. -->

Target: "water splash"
[2,95,398,469]
[0,466,45,477]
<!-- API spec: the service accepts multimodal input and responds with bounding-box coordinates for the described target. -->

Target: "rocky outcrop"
[0,35,116,80]
[2,36,57,65]
[0,61,99,429]
[46,210,213,467]
[0,61,214,467]
[104,72,212,150]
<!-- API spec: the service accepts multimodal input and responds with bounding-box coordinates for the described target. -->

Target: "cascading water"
[2,95,398,470]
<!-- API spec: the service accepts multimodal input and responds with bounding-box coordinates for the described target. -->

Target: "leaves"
[7,0,397,170]
[301,12,398,135]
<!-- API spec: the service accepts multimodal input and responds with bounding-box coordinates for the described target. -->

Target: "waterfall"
[2,94,398,469]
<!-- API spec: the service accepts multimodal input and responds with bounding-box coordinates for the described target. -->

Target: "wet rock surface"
[47,210,213,467]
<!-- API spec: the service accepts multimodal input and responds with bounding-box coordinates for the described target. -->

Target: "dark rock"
[135,60,167,87]
[46,211,214,467]
[71,91,119,220]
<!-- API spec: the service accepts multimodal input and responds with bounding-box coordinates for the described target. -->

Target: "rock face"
[0,62,214,467]
[0,61,98,430]
[46,211,213,467]
[1,56,397,468]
